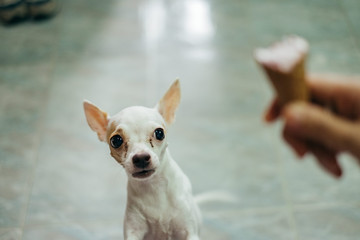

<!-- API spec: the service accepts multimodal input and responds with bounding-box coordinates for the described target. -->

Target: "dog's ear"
[156,79,181,125]
[83,100,109,142]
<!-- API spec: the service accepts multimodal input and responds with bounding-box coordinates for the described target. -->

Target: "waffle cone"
[255,36,310,106]
[262,57,309,106]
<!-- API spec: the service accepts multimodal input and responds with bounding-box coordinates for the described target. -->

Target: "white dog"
[83,80,201,240]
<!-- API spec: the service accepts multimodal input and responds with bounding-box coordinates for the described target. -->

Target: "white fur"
[84,80,201,240]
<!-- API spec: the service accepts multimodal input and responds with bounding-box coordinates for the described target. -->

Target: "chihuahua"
[83,80,201,240]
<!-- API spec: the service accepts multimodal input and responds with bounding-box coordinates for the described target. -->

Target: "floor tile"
[281,150,360,205]
[201,208,296,240]
[0,23,57,66]
[340,0,360,46]
[295,206,360,240]
[171,117,286,209]
[0,64,51,227]
[23,221,123,240]
[26,132,127,225]
[0,228,22,240]
[0,156,29,227]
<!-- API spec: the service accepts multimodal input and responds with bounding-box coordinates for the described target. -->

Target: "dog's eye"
[110,135,123,148]
[154,128,165,141]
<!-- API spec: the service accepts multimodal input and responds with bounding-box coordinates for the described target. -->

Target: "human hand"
[264,74,360,177]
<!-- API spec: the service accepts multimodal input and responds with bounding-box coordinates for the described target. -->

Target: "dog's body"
[84,80,201,240]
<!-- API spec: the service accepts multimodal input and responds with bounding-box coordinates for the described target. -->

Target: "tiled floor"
[1,0,360,239]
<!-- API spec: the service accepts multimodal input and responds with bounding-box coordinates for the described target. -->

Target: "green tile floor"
[1,0,360,239]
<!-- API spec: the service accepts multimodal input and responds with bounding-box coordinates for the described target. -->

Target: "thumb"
[282,102,360,159]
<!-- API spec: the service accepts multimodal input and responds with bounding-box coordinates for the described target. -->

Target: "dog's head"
[83,80,181,180]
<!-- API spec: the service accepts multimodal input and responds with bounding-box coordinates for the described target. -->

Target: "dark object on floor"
[0,0,58,25]
[27,0,58,20]
[0,0,27,24]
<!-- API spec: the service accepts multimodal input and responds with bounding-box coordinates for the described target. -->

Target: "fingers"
[264,98,281,123]
[283,102,360,160]
[283,125,307,158]
[283,124,342,177]
[307,74,360,119]
[309,144,342,178]
[264,74,360,123]
[307,73,360,93]
[263,75,338,124]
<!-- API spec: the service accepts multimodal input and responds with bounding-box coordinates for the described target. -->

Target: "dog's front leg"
[124,224,147,240]
[124,213,148,240]
[124,225,147,240]
[125,234,145,240]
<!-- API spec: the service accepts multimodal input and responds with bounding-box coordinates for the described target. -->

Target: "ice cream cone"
[255,36,309,106]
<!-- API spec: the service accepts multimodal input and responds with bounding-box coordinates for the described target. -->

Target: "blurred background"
[1,0,360,239]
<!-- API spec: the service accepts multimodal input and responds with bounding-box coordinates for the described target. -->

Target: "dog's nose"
[132,153,151,169]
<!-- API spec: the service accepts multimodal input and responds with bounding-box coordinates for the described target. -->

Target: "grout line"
[292,201,360,212]
[21,218,123,230]
[277,144,300,240]
[18,201,360,230]
[337,0,360,61]
[19,26,60,240]
[202,200,360,217]
[203,206,288,218]
[0,227,22,231]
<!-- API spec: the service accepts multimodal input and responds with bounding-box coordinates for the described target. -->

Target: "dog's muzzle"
[132,153,155,179]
